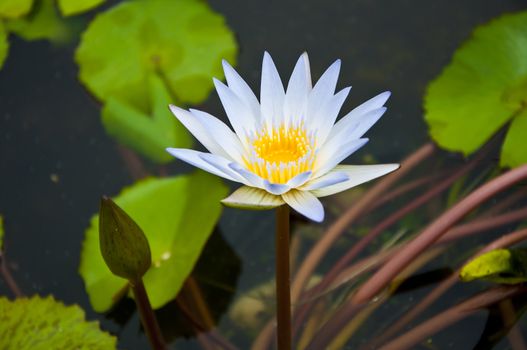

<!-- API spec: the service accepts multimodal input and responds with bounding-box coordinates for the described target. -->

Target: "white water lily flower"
[167,52,399,222]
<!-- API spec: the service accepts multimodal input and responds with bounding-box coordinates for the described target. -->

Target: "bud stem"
[131,279,167,350]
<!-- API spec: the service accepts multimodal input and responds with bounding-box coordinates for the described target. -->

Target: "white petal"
[306,59,341,125]
[166,148,239,182]
[284,53,311,125]
[286,171,312,188]
[328,91,390,141]
[263,180,290,195]
[214,78,256,139]
[189,108,245,163]
[301,171,349,190]
[322,107,387,159]
[311,164,400,197]
[198,153,247,183]
[222,59,261,120]
[168,105,229,159]
[229,162,265,188]
[260,52,285,128]
[314,138,369,176]
[313,87,351,145]
[282,190,324,222]
[221,186,285,210]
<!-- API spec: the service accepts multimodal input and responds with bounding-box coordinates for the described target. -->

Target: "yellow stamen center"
[245,124,316,184]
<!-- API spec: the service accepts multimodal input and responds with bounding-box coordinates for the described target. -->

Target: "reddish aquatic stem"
[378,286,527,350]
[352,164,527,305]
[0,256,23,297]
[368,228,527,348]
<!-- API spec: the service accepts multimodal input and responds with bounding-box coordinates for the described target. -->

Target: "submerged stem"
[131,279,167,350]
[275,205,291,350]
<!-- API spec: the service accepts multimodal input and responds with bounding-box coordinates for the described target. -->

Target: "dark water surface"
[1,0,526,349]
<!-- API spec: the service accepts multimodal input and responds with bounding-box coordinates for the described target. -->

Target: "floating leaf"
[6,0,73,44]
[460,248,527,284]
[0,21,8,70]
[0,295,117,349]
[75,0,237,111]
[57,0,104,16]
[102,75,192,163]
[425,11,527,168]
[0,0,33,19]
[79,171,228,312]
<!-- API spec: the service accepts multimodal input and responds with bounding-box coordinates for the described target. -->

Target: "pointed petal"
[189,108,245,163]
[308,87,351,146]
[166,148,239,182]
[260,52,285,128]
[284,53,312,125]
[322,107,387,160]
[314,138,369,176]
[311,164,400,197]
[307,59,341,125]
[198,153,246,183]
[286,171,312,188]
[301,171,349,190]
[229,162,265,188]
[221,186,285,210]
[222,59,261,120]
[169,105,229,158]
[214,78,256,139]
[263,180,290,195]
[282,190,324,222]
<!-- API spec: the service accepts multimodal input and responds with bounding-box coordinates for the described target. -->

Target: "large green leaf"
[460,248,527,284]
[424,11,527,168]
[0,21,8,70]
[75,0,237,111]
[0,0,33,19]
[0,295,117,349]
[79,171,228,312]
[57,0,104,16]
[6,0,73,44]
[101,75,192,163]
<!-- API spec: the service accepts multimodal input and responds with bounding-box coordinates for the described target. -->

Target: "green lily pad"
[75,0,237,112]
[102,74,192,163]
[0,295,117,349]
[57,0,104,16]
[0,0,33,19]
[460,248,527,284]
[425,11,527,168]
[0,21,8,70]
[79,171,228,312]
[6,0,73,44]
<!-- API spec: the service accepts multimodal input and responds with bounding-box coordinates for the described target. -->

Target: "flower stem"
[275,205,291,350]
[130,279,167,350]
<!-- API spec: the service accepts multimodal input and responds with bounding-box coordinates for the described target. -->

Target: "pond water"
[1,0,527,349]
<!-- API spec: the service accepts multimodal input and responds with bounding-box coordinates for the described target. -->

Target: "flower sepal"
[221,186,285,210]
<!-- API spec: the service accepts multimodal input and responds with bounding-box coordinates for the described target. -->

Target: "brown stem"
[175,298,239,350]
[185,277,215,330]
[352,164,527,305]
[367,228,527,348]
[117,145,149,180]
[499,299,527,350]
[378,286,527,350]
[0,255,23,297]
[275,205,291,350]
[131,279,167,350]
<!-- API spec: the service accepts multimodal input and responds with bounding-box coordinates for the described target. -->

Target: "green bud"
[99,196,151,282]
